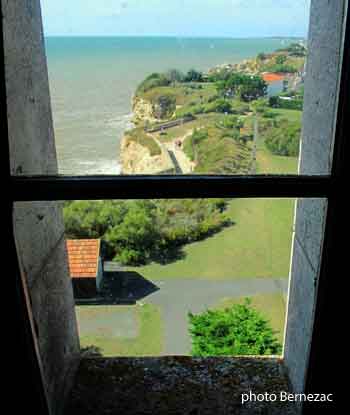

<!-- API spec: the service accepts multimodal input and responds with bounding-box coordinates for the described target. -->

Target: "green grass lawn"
[215,293,287,343]
[139,83,217,107]
[127,134,297,281]
[271,108,303,123]
[128,197,295,281]
[76,303,164,357]
[256,117,299,175]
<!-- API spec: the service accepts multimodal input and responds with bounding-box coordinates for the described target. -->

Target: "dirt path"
[154,130,195,174]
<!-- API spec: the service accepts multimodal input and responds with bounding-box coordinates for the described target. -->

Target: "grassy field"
[215,293,287,343]
[77,303,164,356]
[155,113,224,142]
[127,133,298,281]
[256,111,300,175]
[271,108,303,123]
[139,83,217,107]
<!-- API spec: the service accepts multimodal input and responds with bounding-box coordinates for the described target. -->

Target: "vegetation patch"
[64,199,231,266]
[216,73,267,102]
[128,197,295,281]
[183,115,251,174]
[188,298,282,356]
[264,118,301,157]
[124,127,161,156]
[215,293,287,343]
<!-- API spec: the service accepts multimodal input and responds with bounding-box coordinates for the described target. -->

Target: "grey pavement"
[140,278,288,355]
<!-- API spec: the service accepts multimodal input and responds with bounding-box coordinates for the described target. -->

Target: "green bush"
[267,64,298,74]
[184,69,204,82]
[269,96,303,111]
[136,73,171,94]
[216,73,267,102]
[192,128,209,144]
[188,298,282,356]
[152,94,176,119]
[265,119,301,157]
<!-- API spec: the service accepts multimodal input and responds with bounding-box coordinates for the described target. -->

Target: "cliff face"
[120,136,175,175]
[121,94,177,174]
[132,97,158,125]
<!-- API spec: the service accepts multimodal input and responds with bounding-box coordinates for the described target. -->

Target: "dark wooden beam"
[11,174,333,201]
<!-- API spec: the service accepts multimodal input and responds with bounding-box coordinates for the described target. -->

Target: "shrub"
[63,199,230,266]
[217,73,267,102]
[136,73,171,94]
[152,94,176,119]
[188,298,282,356]
[166,69,185,83]
[192,128,208,144]
[269,96,303,111]
[268,64,298,74]
[184,69,204,82]
[212,99,232,113]
[275,55,287,65]
[265,119,301,157]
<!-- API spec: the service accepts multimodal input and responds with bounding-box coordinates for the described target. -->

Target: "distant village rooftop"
[262,72,286,83]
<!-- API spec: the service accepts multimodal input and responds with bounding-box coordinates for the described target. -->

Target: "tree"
[184,69,203,82]
[257,52,267,61]
[275,55,287,65]
[63,199,230,266]
[213,99,232,113]
[136,72,171,94]
[251,98,268,115]
[166,69,185,84]
[188,299,282,356]
[152,94,176,119]
[105,201,159,265]
[216,73,267,102]
[237,75,267,102]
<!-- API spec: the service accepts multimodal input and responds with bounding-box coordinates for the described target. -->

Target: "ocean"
[45,36,298,175]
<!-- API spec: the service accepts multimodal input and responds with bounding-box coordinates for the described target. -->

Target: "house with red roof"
[66,239,103,299]
[262,72,287,97]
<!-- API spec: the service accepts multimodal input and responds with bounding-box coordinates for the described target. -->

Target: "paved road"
[140,278,288,355]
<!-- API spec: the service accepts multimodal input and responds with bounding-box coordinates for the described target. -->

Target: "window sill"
[65,356,299,414]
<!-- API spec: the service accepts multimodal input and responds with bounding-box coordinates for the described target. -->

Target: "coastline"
[119,46,303,175]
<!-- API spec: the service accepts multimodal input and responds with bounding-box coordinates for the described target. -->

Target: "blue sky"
[41,0,311,38]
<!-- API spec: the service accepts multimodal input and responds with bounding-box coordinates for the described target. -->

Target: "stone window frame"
[3,1,349,414]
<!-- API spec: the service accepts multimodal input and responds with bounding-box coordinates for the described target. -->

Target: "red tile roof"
[262,72,285,83]
[66,239,101,278]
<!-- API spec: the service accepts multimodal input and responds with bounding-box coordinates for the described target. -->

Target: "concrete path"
[154,131,195,174]
[165,131,195,174]
[140,278,288,355]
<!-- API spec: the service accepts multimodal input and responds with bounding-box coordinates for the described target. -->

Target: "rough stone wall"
[2,1,80,414]
[283,0,347,394]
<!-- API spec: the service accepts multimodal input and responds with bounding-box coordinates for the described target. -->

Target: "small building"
[66,239,103,299]
[262,72,286,97]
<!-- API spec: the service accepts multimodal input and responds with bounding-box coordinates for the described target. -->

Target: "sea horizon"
[45,34,306,40]
[46,36,299,175]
